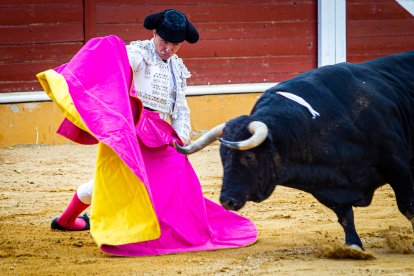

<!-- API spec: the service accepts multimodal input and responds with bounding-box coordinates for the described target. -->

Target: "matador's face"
[153,31,182,60]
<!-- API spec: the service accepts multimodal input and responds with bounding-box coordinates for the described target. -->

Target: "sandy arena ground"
[1,143,414,275]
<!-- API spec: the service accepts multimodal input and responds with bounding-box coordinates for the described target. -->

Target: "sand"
[1,143,413,275]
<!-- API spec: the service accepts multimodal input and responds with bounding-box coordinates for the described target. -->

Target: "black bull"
[176,50,414,250]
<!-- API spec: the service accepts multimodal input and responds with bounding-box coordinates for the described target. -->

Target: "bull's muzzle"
[220,195,245,211]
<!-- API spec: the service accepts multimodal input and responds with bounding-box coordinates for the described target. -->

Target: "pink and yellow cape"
[36,35,257,256]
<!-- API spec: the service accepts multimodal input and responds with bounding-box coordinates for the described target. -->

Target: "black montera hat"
[144,9,199,44]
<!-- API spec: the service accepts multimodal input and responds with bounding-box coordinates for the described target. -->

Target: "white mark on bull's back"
[276,91,320,119]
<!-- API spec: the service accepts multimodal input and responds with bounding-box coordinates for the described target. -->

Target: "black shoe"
[51,213,90,231]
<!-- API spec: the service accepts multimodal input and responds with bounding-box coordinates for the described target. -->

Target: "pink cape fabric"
[51,35,257,256]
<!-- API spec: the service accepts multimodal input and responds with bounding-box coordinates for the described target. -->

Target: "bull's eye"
[240,152,257,167]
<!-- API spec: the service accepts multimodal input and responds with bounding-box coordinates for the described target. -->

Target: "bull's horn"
[219,121,268,150]
[174,123,226,155]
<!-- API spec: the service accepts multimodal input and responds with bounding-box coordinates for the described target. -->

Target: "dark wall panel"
[94,0,317,85]
[0,0,84,93]
[0,1,317,92]
[347,0,414,63]
[3,1,413,94]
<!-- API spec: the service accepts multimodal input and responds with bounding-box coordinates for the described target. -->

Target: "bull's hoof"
[319,243,376,260]
[346,244,364,251]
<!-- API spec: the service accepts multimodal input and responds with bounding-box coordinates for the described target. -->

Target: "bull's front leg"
[331,205,364,250]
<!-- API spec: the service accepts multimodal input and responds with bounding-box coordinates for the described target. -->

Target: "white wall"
[318,0,347,67]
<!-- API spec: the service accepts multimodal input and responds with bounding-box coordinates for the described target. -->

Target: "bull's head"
[175,115,278,211]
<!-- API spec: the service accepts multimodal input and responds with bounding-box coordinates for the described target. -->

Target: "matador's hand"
[183,139,191,146]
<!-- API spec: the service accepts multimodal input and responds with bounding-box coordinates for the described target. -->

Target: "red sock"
[56,192,89,230]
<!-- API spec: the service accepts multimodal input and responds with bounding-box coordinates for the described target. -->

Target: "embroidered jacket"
[126,39,191,141]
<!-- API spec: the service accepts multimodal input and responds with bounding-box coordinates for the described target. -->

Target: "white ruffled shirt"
[126,39,191,141]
